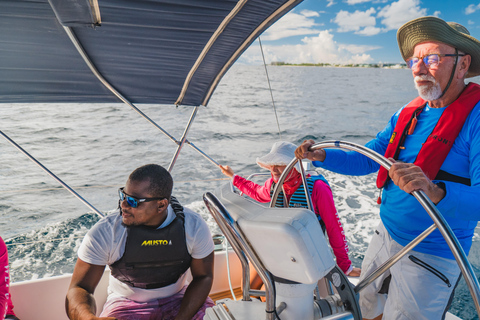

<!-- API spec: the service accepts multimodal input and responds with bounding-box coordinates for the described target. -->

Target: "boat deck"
[209,286,243,302]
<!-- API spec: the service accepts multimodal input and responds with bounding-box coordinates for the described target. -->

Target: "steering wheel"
[269,140,480,317]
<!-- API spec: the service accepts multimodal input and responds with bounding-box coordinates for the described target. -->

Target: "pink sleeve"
[0,237,14,318]
[311,180,352,274]
[232,175,272,203]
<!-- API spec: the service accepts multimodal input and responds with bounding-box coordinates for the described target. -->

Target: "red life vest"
[376,82,480,189]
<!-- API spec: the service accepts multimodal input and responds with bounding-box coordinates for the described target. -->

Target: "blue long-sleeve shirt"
[313,102,480,259]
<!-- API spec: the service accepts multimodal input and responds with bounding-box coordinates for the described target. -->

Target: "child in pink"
[220,141,360,277]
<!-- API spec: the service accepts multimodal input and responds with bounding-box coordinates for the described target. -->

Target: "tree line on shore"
[270,61,407,68]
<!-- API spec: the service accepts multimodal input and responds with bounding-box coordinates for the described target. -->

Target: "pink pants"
[100,286,214,320]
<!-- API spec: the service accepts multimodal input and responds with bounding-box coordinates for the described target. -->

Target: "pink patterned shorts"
[100,286,215,320]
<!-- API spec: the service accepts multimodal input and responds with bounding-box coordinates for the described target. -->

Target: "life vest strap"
[435,170,471,186]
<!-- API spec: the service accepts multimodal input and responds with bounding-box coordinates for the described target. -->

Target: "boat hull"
[10,249,241,320]
[9,249,463,319]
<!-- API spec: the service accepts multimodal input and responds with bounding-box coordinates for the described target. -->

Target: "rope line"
[258,37,282,139]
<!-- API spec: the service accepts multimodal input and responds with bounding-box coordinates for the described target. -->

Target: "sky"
[239,0,480,65]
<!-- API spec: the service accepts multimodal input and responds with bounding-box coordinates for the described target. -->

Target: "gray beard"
[415,76,442,101]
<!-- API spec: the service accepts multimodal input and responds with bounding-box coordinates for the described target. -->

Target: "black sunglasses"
[118,187,165,208]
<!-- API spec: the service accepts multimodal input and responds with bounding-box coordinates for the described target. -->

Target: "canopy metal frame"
[63,26,220,172]
[0,129,104,217]
[0,23,222,218]
[0,0,306,218]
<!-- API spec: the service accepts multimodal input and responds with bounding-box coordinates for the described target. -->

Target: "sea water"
[0,65,478,319]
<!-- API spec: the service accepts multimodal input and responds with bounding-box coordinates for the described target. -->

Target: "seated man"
[66,164,214,320]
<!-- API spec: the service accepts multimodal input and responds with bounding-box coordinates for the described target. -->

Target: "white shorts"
[358,222,461,320]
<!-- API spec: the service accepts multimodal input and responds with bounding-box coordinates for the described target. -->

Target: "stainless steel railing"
[288,140,480,316]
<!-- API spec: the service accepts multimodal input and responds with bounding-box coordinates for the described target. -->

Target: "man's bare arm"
[65,258,116,320]
[175,252,214,320]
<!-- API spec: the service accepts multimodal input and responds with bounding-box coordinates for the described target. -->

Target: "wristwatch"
[435,181,447,202]
[435,181,446,193]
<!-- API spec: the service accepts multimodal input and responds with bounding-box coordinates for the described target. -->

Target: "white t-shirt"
[78,204,214,303]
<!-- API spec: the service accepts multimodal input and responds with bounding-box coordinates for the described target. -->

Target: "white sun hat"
[256,141,297,169]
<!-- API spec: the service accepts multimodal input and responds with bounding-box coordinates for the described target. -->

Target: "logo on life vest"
[141,240,172,246]
[389,132,396,144]
[429,134,452,146]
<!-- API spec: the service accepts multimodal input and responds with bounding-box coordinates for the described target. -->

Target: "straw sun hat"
[397,16,480,78]
[256,141,297,169]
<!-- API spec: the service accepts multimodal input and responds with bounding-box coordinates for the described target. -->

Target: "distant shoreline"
[270,62,408,69]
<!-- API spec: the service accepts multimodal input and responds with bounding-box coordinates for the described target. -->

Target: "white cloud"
[345,0,391,5]
[239,0,430,65]
[432,11,441,17]
[262,11,322,41]
[331,0,427,36]
[357,26,383,36]
[345,0,372,4]
[300,9,320,18]
[469,20,475,25]
[377,0,427,30]
[334,8,378,34]
[466,3,480,14]
[326,0,336,7]
[239,30,379,65]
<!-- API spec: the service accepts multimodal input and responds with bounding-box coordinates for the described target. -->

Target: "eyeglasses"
[118,187,165,208]
[406,53,465,69]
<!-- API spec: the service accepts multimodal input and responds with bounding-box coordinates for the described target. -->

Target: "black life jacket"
[110,196,192,289]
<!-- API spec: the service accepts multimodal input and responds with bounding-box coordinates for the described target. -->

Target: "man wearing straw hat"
[296,16,480,319]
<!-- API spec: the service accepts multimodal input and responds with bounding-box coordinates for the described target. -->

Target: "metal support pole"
[185,140,219,166]
[204,192,277,320]
[298,160,314,211]
[355,224,437,293]
[0,130,104,218]
[205,192,251,301]
[63,27,220,169]
[63,26,177,143]
[270,158,314,211]
[168,106,198,172]
[270,158,296,208]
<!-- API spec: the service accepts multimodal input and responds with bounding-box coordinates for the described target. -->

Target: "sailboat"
[1,0,479,319]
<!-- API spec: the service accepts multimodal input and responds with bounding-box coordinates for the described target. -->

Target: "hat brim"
[256,154,291,169]
[397,16,480,78]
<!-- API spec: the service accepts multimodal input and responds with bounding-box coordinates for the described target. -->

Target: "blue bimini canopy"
[0,0,303,106]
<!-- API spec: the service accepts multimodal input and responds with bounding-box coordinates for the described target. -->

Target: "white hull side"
[9,250,463,320]
[9,250,241,320]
